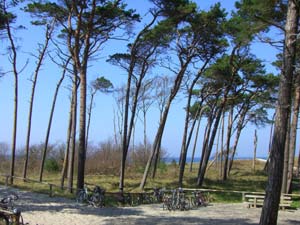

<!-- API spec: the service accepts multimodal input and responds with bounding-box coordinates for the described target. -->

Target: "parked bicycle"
[152,187,165,203]
[76,185,105,208]
[0,194,25,225]
[162,188,190,211]
[115,192,134,206]
[190,191,208,208]
[137,192,153,205]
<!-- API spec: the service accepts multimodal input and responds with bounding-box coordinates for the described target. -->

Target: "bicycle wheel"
[0,194,19,205]
[76,190,87,203]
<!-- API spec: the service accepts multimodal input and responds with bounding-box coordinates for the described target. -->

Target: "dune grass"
[1,159,299,205]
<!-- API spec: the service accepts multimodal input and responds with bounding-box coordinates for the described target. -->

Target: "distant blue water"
[162,156,267,164]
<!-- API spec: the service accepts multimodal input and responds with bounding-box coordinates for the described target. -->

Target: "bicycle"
[0,194,25,225]
[116,192,133,206]
[162,188,190,211]
[190,191,208,208]
[153,187,165,203]
[76,185,105,208]
[89,186,105,207]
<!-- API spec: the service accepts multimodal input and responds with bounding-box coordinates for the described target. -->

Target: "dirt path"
[1,186,299,225]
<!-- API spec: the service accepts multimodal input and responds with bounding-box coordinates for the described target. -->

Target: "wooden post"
[5,175,9,186]
[49,184,53,197]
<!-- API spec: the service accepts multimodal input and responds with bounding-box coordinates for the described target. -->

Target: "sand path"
[1,186,299,225]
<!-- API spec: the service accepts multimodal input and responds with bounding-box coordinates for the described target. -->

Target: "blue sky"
[0,0,294,159]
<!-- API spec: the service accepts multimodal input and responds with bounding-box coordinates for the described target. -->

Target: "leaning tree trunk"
[61,103,72,189]
[6,12,18,185]
[281,118,291,193]
[264,112,276,172]
[198,113,214,175]
[86,91,96,151]
[140,62,190,190]
[222,106,233,181]
[119,66,133,192]
[140,97,172,190]
[189,116,202,172]
[24,23,53,182]
[259,1,298,224]
[67,71,78,193]
[40,59,67,182]
[219,110,225,179]
[253,129,257,172]
[228,106,248,175]
[178,63,208,186]
[197,106,223,186]
[286,71,300,193]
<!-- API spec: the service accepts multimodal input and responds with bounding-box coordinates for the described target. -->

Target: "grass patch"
[1,160,299,205]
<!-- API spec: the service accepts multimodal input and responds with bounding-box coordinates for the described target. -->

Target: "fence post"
[5,176,9,186]
[49,184,53,197]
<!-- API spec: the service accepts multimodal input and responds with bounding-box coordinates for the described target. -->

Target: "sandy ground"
[1,185,299,225]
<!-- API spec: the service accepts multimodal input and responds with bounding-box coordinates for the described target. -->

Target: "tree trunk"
[119,65,133,192]
[61,103,72,189]
[222,106,233,180]
[86,91,95,151]
[281,119,290,193]
[77,69,87,190]
[259,1,298,224]
[219,111,225,179]
[189,116,202,172]
[286,71,300,193]
[197,106,223,186]
[140,61,190,190]
[68,72,78,193]
[24,23,53,182]
[264,112,276,172]
[6,11,18,185]
[42,59,68,183]
[228,107,248,175]
[61,77,74,189]
[253,129,257,172]
[198,115,213,180]
[215,115,221,170]
[140,97,173,190]
[178,68,205,186]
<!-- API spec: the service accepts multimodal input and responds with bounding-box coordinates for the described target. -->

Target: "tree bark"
[219,111,225,179]
[253,129,257,172]
[67,70,78,193]
[259,1,298,224]
[61,100,72,189]
[281,118,291,193]
[178,63,208,186]
[228,107,248,175]
[86,91,95,151]
[22,23,53,182]
[286,71,300,193]
[5,8,18,185]
[189,116,202,172]
[222,106,233,180]
[197,106,223,186]
[77,69,87,190]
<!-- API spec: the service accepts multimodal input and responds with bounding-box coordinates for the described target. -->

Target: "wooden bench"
[244,194,265,208]
[244,194,293,210]
[279,195,293,210]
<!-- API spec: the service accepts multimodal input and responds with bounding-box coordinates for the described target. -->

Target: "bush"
[44,158,60,172]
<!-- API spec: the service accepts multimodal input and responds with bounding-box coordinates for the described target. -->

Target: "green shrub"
[44,158,60,172]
